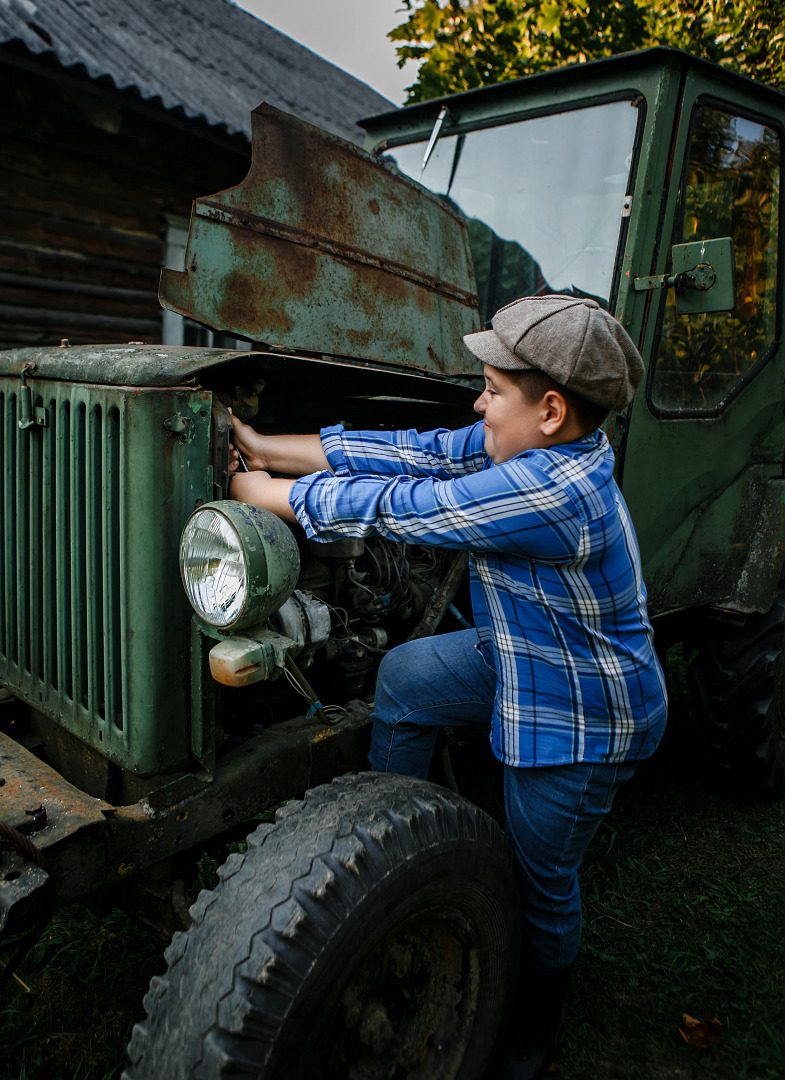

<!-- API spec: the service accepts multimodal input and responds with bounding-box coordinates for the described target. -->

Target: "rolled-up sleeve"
[320,422,487,479]
[289,456,583,561]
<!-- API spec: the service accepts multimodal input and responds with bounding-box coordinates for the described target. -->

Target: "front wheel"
[124,772,521,1080]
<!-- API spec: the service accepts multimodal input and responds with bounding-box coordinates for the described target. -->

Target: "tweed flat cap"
[463,295,644,411]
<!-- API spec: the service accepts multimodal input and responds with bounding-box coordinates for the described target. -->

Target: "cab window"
[651,105,781,413]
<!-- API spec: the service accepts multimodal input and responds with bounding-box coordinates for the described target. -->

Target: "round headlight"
[180,501,300,630]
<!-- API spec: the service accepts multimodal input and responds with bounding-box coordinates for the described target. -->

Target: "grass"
[0,905,162,1080]
[557,746,785,1080]
[1,731,783,1078]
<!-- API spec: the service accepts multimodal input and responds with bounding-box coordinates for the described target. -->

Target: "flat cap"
[463,295,644,411]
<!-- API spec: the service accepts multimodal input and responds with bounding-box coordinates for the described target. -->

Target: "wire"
[283,655,338,725]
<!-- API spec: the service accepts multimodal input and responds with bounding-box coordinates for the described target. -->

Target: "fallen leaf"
[679,1013,722,1049]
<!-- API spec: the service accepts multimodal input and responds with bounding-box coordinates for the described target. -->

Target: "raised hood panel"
[160,103,481,379]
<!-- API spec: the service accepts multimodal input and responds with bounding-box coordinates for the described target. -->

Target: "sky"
[233,0,420,105]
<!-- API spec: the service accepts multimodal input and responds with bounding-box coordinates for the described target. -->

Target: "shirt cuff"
[288,470,334,540]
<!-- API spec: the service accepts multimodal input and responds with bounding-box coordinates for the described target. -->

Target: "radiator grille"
[1,382,125,738]
[1,375,212,776]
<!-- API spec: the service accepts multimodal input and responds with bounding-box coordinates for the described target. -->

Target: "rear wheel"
[124,772,521,1080]
[689,577,785,795]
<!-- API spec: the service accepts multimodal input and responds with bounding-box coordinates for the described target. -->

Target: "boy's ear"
[540,389,569,435]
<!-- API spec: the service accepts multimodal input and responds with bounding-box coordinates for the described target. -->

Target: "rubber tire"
[124,772,521,1080]
[688,579,785,795]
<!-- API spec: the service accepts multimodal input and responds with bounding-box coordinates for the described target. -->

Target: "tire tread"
[123,773,518,1080]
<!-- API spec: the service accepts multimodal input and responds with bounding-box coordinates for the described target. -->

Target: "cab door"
[621,69,785,616]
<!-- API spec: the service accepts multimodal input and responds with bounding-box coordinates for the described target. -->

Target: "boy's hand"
[228,409,270,472]
[227,411,330,477]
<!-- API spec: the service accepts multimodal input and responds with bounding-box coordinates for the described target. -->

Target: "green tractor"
[1,46,783,1079]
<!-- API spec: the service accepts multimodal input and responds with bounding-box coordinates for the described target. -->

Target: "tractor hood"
[159,103,482,380]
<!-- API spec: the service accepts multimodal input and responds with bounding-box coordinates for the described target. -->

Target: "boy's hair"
[507,368,610,431]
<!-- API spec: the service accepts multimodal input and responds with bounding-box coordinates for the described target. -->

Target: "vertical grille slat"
[70,401,88,711]
[87,404,105,724]
[103,407,123,731]
[0,389,7,661]
[56,399,73,698]
[15,395,30,676]
[40,392,56,688]
[3,390,18,664]
[28,390,43,682]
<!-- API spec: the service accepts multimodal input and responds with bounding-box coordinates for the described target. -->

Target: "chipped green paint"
[0,344,257,387]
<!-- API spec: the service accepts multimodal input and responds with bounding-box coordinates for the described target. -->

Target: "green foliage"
[391,0,785,101]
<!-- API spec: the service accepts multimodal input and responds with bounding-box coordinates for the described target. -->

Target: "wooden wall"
[0,52,250,349]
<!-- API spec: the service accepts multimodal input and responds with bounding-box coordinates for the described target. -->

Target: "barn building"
[0,0,392,348]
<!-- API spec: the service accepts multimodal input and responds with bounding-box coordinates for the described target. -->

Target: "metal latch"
[17,363,47,430]
[633,263,716,292]
[632,237,735,315]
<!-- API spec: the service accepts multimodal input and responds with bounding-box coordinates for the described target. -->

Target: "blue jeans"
[369,629,637,970]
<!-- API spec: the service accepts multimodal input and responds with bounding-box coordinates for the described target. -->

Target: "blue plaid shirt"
[289,422,667,768]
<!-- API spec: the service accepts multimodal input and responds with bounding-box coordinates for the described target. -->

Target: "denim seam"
[381,699,492,772]
[550,764,595,968]
[387,697,493,726]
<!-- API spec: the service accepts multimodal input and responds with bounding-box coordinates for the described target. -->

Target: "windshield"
[384,100,641,323]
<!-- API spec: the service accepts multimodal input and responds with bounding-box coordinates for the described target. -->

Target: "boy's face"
[474,365,557,464]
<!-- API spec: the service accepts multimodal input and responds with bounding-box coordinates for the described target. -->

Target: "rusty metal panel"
[160,104,482,379]
[0,707,373,929]
[0,730,110,838]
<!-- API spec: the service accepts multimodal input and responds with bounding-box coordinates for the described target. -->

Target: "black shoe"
[496,964,573,1080]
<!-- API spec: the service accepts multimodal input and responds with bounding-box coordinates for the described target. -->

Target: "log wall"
[0,54,250,349]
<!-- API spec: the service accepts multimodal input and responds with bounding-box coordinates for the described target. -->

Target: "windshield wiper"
[419,106,450,180]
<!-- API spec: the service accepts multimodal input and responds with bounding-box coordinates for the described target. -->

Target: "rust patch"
[268,236,320,298]
[161,103,479,376]
[215,237,320,339]
[415,287,435,314]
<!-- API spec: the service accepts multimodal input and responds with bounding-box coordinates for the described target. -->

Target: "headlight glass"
[180,507,248,628]
[180,501,301,631]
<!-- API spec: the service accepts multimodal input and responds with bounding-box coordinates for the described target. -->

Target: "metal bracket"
[163,413,195,442]
[17,363,48,431]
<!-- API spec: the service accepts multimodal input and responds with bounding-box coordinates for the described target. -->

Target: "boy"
[229,295,668,1080]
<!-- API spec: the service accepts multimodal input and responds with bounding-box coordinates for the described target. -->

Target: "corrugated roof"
[0,0,394,143]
